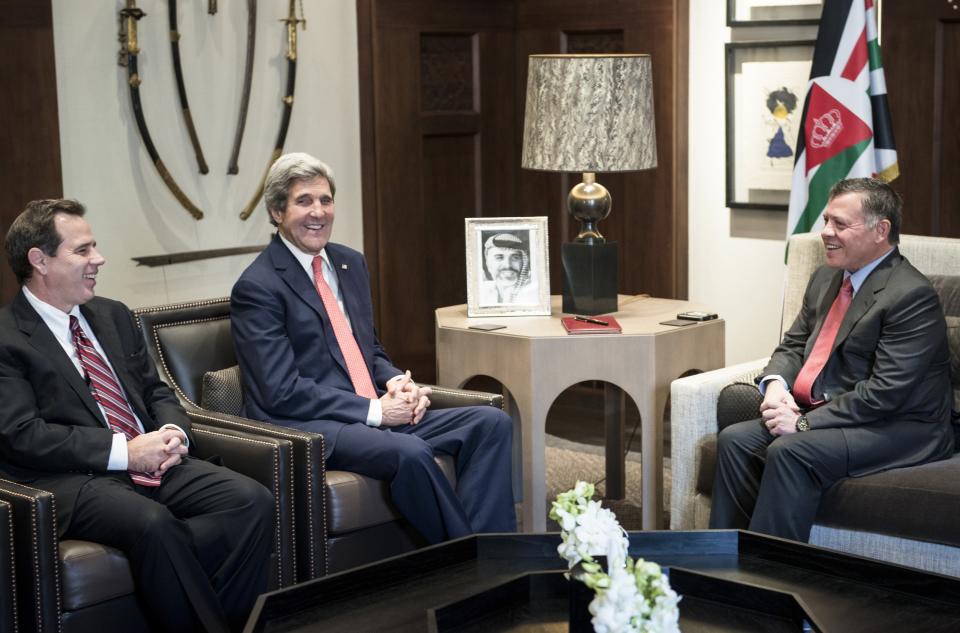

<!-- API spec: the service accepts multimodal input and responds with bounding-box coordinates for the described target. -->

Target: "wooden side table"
[436,295,724,531]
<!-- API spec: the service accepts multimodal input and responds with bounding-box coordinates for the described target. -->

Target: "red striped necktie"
[793,278,854,408]
[311,256,378,399]
[70,316,161,487]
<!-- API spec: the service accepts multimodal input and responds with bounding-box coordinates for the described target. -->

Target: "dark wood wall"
[358,0,689,382]
[0,0,62,303]
[883,2,960,238]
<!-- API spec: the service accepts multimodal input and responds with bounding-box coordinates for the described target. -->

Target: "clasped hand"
[127,428,188,476]
[759,380,801,436]
[380,370,432,426]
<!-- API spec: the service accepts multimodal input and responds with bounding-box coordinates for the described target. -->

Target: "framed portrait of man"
[465,217,550,317]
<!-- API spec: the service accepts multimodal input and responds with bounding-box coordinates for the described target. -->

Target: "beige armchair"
[670,232,960,576]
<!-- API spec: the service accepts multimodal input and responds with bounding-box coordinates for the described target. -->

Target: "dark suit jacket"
[0,292,193,528]
[230,236,402,458]
[764,248,954,475]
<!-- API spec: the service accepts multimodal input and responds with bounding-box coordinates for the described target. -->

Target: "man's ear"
[26,247,47,276]
[876,219,891,243]
[269,208,284,226]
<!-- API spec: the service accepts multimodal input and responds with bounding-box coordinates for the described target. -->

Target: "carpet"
[542,434,671,531]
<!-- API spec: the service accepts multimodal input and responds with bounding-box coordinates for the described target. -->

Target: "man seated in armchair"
[0,199,274,632]
[230,152,516,544]
[710,178,955,542]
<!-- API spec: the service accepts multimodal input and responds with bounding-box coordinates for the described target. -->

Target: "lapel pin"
[341,264,349,270]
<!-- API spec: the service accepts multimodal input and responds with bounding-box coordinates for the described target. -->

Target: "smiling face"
[820,192,892,272]
[270,176,336,255]
[28,213,105,312]
[485,246,524,282]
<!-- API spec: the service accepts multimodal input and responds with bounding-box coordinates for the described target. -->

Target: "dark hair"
[262,153,337,226]
[766,87,798,114]
[828,178,902,244]
[4,199,86,284]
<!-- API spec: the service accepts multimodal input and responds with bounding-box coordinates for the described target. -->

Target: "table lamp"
[521,54,657,315]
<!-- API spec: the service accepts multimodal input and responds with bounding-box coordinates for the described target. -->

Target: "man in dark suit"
[0,199,274,633]
[710,178,954,542]
[231,153,515,544]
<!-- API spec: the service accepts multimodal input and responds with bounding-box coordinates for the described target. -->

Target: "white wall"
[687,0,817,363]
[51,0,362,308]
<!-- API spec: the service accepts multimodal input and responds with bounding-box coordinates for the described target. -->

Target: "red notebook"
[561,315,622,334]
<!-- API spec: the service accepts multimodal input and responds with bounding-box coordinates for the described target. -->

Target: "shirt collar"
[277,232,331,276]
[846,247,895,295]
[22,285,81,332]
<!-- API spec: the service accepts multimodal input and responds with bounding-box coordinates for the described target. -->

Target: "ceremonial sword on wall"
[168,0,208,174]
[119,0,204,220]
[239,0,304,220]
[227,0,257,175]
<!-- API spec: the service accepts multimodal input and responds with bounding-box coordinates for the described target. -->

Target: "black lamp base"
[561,241,618,315]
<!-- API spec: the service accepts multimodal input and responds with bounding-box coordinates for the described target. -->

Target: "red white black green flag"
[787,0,898,238]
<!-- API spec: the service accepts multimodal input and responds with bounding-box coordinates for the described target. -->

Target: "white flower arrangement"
[550,481,681,633]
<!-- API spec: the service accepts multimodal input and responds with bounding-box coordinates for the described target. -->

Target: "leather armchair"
[0,422,295,633]
[133,298,503,576]
[1,500,15,632]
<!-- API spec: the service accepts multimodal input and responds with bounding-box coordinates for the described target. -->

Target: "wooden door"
[0,0,63,302]
[882,1,960,237]
[358,0,687,382]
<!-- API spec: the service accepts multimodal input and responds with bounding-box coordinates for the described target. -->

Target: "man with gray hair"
[231,153,516,545]
[710,177,954,542]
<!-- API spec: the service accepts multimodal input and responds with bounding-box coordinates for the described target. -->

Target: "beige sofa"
[670,232,960,576]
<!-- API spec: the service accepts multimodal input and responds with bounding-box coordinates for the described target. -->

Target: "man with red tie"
[0,199,274,633]
[230,153,515,545]
[710,178,954,542]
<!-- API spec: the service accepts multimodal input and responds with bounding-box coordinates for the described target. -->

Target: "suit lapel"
[270,237,351,376]
[831,250,899,352]
[12,293,108,427]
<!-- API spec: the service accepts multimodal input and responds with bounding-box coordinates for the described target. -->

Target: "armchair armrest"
[424,384,503,410]
[186,409,327,581]
[669,358,769,530]
[0,478,61,633]
[190,422,296,588]
[0,500,16,633]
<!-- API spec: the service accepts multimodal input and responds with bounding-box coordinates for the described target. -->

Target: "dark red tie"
[311,257,378,399]
[793,278,853,408]
[70,316,161,486]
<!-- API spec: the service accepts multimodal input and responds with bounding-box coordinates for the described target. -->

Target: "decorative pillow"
[201,365,244,416]
[928,275,960,413]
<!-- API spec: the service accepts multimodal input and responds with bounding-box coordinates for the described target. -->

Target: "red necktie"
[70,316,161,486]
[793,278,853,408]
[311,256,378,399]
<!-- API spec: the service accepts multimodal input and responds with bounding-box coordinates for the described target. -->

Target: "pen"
[574,315,609,326]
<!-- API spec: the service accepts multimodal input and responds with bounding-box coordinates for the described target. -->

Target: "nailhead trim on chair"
[133,297,231,320]
[191,427,289,587]
[428,386,504,409]
[0,478,62,633]
[151,316,233,409]
[1,500,17,633]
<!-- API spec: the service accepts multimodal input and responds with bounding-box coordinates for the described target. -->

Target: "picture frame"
[727,0,822,26]
[726,40,815,210]
[465,217,550,317]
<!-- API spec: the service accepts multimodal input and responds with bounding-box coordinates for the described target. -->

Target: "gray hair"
[263,153,337,226]
[828,177,902,244]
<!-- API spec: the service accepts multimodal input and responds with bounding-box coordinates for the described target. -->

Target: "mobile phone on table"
[676,311,718,321]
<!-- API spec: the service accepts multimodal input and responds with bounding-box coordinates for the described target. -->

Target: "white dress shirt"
[22,286,187,470]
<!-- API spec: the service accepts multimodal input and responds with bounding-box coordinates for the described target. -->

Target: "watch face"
[797,417,810,432]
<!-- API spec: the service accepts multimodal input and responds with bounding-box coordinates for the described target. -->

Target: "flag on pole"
[786,0,898,238]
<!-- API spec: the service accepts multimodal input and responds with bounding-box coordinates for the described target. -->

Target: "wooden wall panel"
[0,0,62,302]
[882,2,960,238]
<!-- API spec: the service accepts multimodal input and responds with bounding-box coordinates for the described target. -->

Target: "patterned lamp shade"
[521,54,658,173]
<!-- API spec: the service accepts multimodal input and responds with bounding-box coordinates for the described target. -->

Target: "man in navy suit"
[231,153,516,543]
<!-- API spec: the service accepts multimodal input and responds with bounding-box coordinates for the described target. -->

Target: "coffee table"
[245,530,960,632]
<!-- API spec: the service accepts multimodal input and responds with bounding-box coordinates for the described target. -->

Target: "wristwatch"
[796,415,810,432]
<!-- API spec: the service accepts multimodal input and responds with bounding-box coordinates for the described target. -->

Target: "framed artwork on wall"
[727,0,822,26]
[464,217,550,317]
[726,40,815,210]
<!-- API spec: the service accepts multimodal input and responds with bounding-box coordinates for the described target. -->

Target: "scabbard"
[127,53,204,219]
[239,56,296,220]
[227,0,257,175]
[169,0,209,174]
